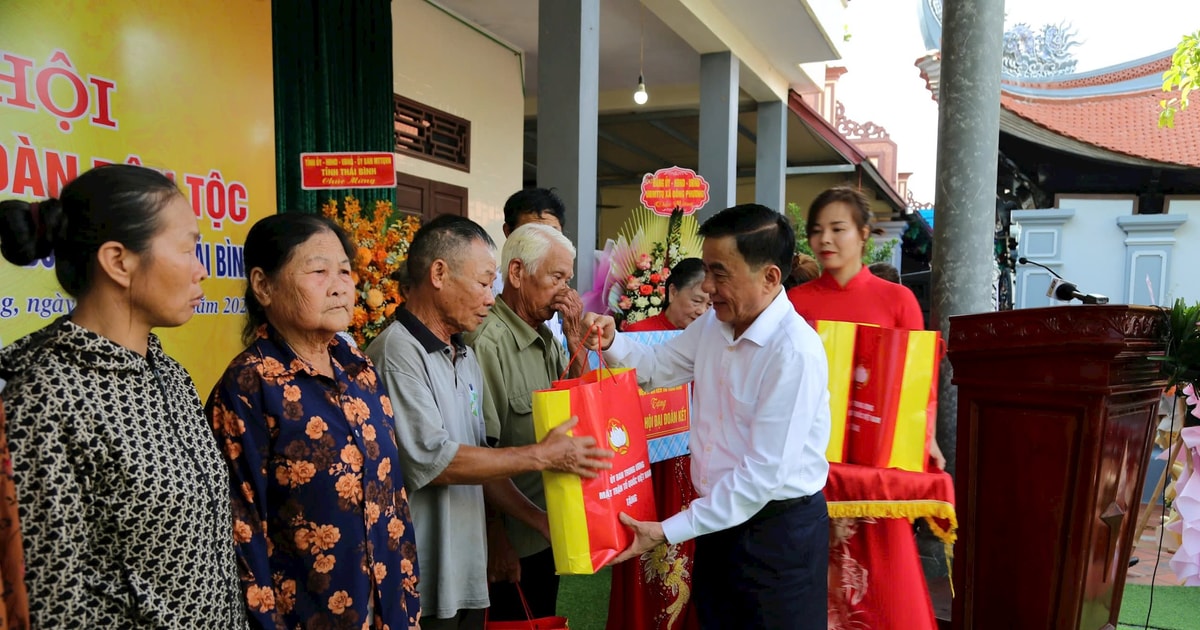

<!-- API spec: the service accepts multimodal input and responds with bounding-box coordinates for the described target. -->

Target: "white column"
[698,51,738,220]
[754,99,786,212]
[537,0,600,291]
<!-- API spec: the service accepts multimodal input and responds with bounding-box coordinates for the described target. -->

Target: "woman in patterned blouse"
[0,165,247,627]
[207,213,421,629]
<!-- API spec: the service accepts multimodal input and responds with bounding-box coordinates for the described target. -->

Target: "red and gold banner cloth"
[825,463,956,630]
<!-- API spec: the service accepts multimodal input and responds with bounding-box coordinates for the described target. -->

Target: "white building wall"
[391,0,525,246]
[1054,197,1132,305]
[1014,196,1197,309]
[1164,198,1200,306]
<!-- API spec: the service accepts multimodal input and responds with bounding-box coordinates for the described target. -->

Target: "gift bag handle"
[483,582,540,629]
[559,324,609,381]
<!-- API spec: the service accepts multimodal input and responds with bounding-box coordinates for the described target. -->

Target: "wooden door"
[394,172,467,222]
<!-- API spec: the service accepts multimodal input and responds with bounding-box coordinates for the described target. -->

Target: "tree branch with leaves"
[1160,30,1200,128]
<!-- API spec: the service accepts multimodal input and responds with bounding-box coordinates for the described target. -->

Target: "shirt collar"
[727,287,791,347]
[394,306,466,355]
[491,296,546,351]
[253,324,367,378]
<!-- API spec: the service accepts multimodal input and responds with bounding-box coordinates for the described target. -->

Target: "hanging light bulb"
[633,4,648,106]
[634,74,648,105]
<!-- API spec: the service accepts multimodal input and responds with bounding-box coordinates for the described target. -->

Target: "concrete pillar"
[931,0,1006,479]
[755,99,786,212]
[699,51,738,219]
[537,0,599,291]
[921,0,1007,585]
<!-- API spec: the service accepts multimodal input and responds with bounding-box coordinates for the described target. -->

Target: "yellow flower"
[366,288,385,309]
[323,196,420,346]
[355,247,374,269]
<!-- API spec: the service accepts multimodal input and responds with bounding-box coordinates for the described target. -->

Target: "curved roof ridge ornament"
[918,0,1083,79]
[1002,22,1082,78]
[835,102,892,141]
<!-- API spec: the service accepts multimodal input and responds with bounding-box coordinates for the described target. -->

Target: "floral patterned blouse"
[207,325,421,629]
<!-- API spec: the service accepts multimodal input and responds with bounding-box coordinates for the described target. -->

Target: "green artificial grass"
[1117,585,1200,630]
[556,568,611,630]
[558,571,1200,629]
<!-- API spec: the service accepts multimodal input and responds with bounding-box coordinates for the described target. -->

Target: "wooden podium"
[947,305,1166,630]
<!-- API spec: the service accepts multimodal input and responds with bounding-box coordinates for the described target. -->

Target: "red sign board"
[639,166,709,216]
[640,384,690,440]
[300,152,396,190]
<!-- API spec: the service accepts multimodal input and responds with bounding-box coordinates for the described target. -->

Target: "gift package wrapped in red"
[817,321,941,472]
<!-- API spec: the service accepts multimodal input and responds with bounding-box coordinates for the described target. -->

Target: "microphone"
[1017,257,1110,305]
[1017,257,1063,280]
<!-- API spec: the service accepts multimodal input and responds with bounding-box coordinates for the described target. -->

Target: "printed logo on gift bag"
[853,365,871,389]
[607,418,630,455]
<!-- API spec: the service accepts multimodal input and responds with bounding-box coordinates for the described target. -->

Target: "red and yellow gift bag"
[817,321,941,472]
[532,367,658,575]
[846,326,940,472]
[817,320,859,463]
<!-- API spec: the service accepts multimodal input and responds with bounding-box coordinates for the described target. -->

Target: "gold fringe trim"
[829,500,960,597]
[827,500,958,545]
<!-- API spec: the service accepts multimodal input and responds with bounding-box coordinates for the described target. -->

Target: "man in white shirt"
[582,203,831,629]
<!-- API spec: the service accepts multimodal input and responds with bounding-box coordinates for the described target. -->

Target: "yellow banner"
[0,0,276,393]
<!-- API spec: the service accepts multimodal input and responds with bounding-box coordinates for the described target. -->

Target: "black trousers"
[693,492,829,630]
[486,547,560,621]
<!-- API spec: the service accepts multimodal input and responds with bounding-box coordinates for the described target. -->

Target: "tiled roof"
[998,56,1200,168]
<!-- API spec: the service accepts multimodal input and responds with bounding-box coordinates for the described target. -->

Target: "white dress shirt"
[604,288,831,544]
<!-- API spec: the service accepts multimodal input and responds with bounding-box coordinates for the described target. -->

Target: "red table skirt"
[826,463,957,630]
[605,461,957,630]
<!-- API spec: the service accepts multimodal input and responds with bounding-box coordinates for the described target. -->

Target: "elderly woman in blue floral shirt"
[206,214,420,629]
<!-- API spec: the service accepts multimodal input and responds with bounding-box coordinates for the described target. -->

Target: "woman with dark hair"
[0,164,247,627]
[607,257,710,630]
[622,257,710,332]
[788,186,925,330]
[206,213,421,629]
[787,186,942,630]
[787,253,820,289]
